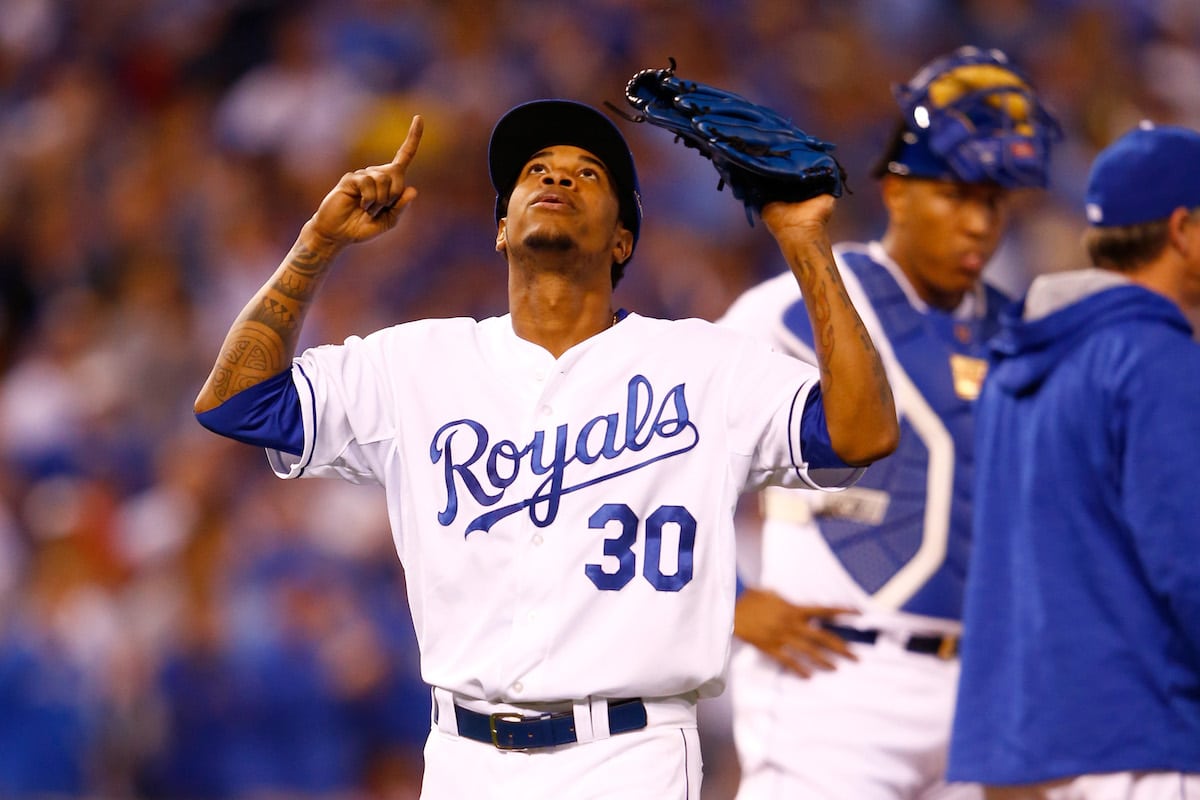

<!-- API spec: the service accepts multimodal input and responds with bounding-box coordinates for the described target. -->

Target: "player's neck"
[1123,254,1195,314]
[508,270,616,358]
[910,280,966,312]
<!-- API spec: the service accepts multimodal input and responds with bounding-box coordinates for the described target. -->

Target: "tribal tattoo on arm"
[196,236,340,410]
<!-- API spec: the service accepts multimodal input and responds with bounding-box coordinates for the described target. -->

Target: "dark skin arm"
[733,588,858,677]
[736,197,894,673]
[761,196,899,465]
[194,116,425,413]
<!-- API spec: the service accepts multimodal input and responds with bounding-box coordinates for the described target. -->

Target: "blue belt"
[821,622,960,659]
[454,698,648,751]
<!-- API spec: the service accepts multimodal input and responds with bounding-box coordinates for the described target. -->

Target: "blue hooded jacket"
[948,272,1200,784]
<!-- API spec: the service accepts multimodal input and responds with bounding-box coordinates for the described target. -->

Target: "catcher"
[193,88,897,797]
[710,46,1061,800]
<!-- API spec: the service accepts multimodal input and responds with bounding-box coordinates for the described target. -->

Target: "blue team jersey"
[949,280,1200,783]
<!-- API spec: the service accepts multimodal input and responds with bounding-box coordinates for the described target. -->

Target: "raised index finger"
[392,115,424,168]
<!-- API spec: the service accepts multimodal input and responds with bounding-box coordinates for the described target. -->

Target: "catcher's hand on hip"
[734,588,859,678]
[309,115,424,246]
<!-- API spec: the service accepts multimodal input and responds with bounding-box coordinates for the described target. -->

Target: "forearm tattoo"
[801,254,888,403]
[211,324,287,400]
[274,243,329,299]
[208,242,331,402]
[802,256,836,386]
[860,320,890,407]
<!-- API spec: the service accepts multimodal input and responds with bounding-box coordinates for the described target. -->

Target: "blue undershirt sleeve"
[798,384,850,469]
[195,369,305,456]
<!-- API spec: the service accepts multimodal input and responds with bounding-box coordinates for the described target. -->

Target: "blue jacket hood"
[988,280,1193,394]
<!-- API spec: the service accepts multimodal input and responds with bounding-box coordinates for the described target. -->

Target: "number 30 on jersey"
[586,503,695,592]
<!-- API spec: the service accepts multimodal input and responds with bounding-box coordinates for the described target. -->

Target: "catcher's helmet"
[883,46,1061,189]
[489,100,642,255]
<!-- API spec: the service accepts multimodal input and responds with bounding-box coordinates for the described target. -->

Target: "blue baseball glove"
[619,59,846,224]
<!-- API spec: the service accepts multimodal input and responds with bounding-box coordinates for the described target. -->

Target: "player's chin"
[956,268,984,288]
[957,249,991,278]
[950,259,985,287]
[521,230,578,254]
[929,271,977,304]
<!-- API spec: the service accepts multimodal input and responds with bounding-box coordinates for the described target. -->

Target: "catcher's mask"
[884,45,1061,189]
[489,99,643,257]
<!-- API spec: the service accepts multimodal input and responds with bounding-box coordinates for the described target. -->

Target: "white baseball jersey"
[266,312,860,705]
[722,241,998,800]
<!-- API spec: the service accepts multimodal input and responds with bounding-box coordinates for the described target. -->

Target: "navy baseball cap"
[883,46,1060,188]
[488,100,642,253]
[1085,122,1200,227]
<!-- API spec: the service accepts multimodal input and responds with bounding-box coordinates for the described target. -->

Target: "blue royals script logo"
[429,374,699,537]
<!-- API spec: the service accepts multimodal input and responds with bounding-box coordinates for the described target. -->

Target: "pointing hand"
[308,114,425,246]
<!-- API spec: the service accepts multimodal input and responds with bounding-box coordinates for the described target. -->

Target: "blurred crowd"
[0,0,1197,798]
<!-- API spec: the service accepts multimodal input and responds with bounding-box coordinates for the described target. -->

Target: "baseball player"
[719,47,1060,799]
[948,123,1200,799]
[193,100,898,798]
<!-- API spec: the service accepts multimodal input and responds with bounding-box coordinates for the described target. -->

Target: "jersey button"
[531,534,544,546]
[539,405,552,417]
[512,681,524,693]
